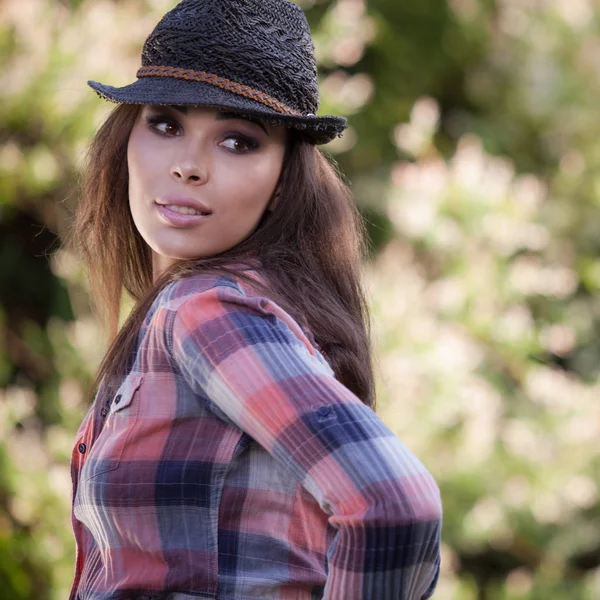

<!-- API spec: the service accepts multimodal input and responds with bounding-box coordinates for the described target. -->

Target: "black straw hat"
[88,0,347,145]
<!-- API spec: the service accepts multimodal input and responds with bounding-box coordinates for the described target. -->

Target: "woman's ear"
[267,186,281,212]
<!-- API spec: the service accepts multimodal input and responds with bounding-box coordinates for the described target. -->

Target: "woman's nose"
[170,160,208,185]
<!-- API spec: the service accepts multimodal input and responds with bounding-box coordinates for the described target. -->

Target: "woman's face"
[127,105,287,278]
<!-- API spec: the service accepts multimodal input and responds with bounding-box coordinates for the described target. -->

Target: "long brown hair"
[68,104,376,408]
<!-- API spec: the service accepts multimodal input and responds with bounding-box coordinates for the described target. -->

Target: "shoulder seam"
[163,277,247,358]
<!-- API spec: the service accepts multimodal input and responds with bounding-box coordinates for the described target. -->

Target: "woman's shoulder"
[155,265,333,373]
[155,265,268,313]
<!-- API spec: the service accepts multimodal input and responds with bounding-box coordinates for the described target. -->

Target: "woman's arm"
[167,281,442,600]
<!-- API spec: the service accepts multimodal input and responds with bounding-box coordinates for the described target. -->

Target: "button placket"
[100,396,112,418]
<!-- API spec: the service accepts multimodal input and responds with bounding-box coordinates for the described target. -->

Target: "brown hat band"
[136,65,303,117]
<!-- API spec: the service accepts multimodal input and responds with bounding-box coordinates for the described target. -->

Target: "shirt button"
[317,406,331,417]
[78,443,87,454]
[114,394,122,405]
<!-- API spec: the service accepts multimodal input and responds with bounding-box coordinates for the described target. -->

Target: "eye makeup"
[144,108,261,154]
[145,113,182,137]
[219,134,260,153]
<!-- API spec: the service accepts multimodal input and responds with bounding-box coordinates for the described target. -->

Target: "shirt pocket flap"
[110,374,144,414]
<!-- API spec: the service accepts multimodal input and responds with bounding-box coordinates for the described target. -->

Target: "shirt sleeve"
[168,282,443,600]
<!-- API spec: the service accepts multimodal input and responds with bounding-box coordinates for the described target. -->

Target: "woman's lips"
[156,195,212,214]
[155,203,212,227]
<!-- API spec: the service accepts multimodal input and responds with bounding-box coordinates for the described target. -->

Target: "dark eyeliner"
[223,133,259,152]
[145,113,181,136]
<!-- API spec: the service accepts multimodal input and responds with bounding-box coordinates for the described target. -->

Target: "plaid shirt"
[70,269,442,600]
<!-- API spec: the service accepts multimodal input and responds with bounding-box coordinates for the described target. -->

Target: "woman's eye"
[220,136,258,153]
[146,115,181,136]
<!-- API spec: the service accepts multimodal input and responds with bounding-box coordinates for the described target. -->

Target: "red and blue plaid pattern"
[70,270,442,600]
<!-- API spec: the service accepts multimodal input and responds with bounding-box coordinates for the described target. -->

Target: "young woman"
[68,1,443,599]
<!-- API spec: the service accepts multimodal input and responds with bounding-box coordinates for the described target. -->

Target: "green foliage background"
[1,0,599,598]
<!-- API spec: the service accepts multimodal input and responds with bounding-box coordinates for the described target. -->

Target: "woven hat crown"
[88,0,347,143]
[141,0,320,116]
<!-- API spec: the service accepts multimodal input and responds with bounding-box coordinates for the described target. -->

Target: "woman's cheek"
[138,141,162,180]
[130,128,161,178]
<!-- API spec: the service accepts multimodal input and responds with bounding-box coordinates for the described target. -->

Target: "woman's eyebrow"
[157,106,269,136]
[216,111,269,135]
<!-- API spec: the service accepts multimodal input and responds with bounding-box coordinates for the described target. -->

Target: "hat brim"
[88,77,346,145]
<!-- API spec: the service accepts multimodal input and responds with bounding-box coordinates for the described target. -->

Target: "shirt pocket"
[81,374,143,482]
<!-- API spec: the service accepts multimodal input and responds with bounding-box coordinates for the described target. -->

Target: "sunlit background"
[1,0,600,598]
